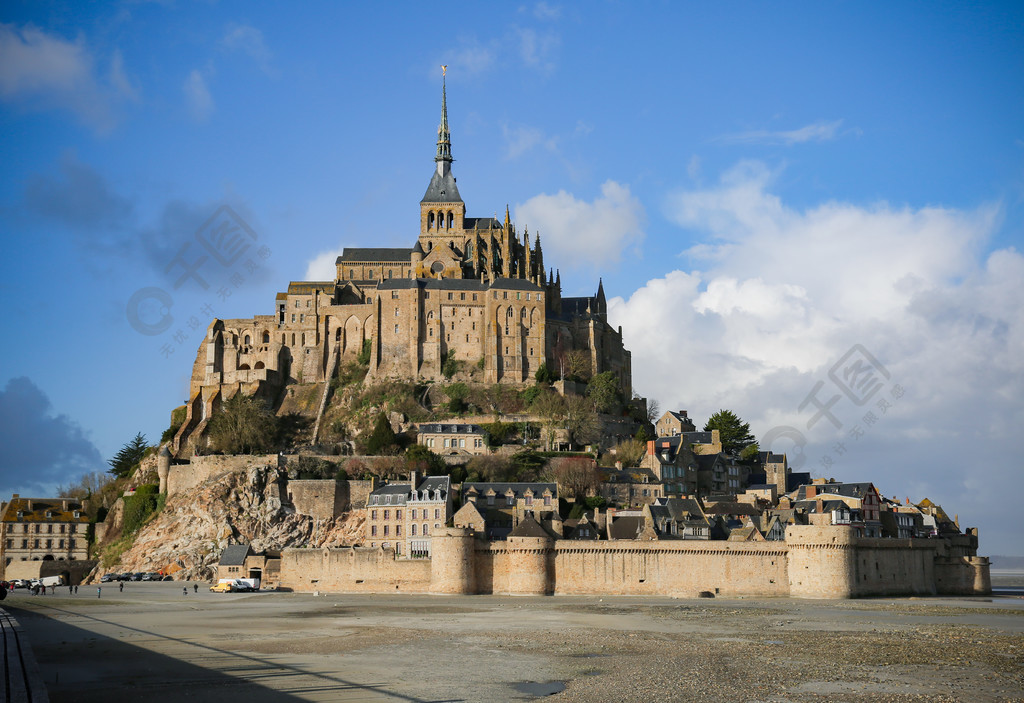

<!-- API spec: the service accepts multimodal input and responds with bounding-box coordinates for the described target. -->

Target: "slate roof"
[421,169,463,203]
[608,516,645,540]
[490,277,542,291]
[703,501,760,517]
[336,248,413,264]
[369,476,450,506]
[464,217,501,230]
[508,514,551,539]
[462,482,557,501]
[682,431,714,445]
[219,543,251,566]
[287,281,335,295]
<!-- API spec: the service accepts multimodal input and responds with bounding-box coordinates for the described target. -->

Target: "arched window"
[335,328,342,341]
[447,212,454,229]
[428,212,435,229]
[506,307,514,318]
[291,334,295,345]
[427,311,434,320]
[262,331,270,343]
[301,333,305,346]
[244,334,250,345]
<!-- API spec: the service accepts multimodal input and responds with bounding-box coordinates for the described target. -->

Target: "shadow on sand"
[6,601,452,703]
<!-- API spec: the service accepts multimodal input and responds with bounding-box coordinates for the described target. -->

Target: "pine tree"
[703,410,757,456]
[107,432,148,478]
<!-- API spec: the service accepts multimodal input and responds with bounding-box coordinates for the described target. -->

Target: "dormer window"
[73,511,81,518]
[45,511,53,519]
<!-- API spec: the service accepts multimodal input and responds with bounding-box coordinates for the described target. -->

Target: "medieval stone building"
[174,78,632,455]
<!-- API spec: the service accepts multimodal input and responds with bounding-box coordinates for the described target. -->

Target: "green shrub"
[357,339,372,365]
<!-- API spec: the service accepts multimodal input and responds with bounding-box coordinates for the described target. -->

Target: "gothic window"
[368,270,373,278]
[448,212,454,228]
[244,335,250,345]
[506,307,514,318]
[301,333,305,345]
[428,212,435,228]
[262,331,269,343]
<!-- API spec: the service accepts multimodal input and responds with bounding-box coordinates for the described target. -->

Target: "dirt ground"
[4,578,1023,703]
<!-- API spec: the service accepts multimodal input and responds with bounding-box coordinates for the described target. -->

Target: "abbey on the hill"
[174,76,631,455]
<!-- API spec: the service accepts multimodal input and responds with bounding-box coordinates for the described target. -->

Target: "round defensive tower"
[505,535,553,596]
[430,526,476,594]
[785,524,857,598]
[157,445,171,495]
[970,556,992,595]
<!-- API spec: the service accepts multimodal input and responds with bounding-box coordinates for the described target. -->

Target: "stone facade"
[173,78,632,456]
[365,475,452,557]
[417,423,488,456]
[1,496,90,578]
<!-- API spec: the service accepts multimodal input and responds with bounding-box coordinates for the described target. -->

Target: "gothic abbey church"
[174,78,632,455]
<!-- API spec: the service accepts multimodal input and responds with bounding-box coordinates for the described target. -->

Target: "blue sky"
[1,2,1021,555]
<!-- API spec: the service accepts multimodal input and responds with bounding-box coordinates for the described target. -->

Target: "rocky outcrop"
[94,462,365,582]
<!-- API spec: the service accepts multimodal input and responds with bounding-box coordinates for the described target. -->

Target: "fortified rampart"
[279,525,991,599]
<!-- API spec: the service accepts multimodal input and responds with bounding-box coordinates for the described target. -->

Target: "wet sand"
[4,580,1023,702]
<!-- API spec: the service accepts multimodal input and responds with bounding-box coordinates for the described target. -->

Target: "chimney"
[806,485,816,498]
[410,470,418,491]
[615,461,622,470]
[647,440,655,456]
[816,497,824,514]
[62,500,68,512]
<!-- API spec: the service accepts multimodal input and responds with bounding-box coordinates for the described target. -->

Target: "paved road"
[4,582,1023,702]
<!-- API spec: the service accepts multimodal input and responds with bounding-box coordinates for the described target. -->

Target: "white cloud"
[515,180,646,268]
[533,2,561,21]
[609,162,1022,553]
[0,23,131,130]
[717,119,846,145]
[183,69,214,122]
[221,23,275,76]
[440,42,496,77]
[502,123,558,159]
[305,250,340,281]
[517,27,559,72]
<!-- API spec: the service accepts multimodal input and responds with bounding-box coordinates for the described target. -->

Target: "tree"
[405,444,447,476]
[107,432,148,478]
[562,349,592,382]
[363,413,399,455]
[547,457,600,499]
[586,371,621,414]
[703,409,757,456]
[564,394,600,447]
[207,393,278,454]
[444,382,469,413]
[534,362,556,384]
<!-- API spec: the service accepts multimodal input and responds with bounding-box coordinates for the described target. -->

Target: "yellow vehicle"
[209,581,233,593]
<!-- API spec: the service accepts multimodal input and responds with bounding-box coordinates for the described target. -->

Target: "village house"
[0,495,89,577]
[365,474,452,556]
[455,482,559,539]
[655,410,696,437]
[417,423,489,456]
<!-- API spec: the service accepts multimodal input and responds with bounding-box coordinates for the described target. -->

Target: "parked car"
[100,574,117,583]
[209,581,233,593]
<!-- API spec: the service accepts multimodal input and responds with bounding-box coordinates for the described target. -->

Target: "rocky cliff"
[94,462,364,582]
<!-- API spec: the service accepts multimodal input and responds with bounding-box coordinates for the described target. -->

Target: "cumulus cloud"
[0,23,133,131]
[717,119,847,145]
[608,162,1021,552]
[305,249,340,281]
[515,180,646,269]
[183,69,214,122]
[0,377,104,498]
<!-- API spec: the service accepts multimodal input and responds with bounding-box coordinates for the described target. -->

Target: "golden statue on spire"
[441,64,447,77]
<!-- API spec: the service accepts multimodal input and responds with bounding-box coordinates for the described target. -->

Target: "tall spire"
[435,66,453,174]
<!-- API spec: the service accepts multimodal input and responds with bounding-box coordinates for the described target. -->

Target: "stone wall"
[277,524,990,599]
[167,454,279,497]
[287,480,345,521]
[279,546,431,593]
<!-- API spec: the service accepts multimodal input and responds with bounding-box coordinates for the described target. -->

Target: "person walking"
[119,581,124,593]
[74,585,78,594]
[97,586,101,598]
[69,584,73,595]
[193,583,198,594]
[183,586,188,596]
